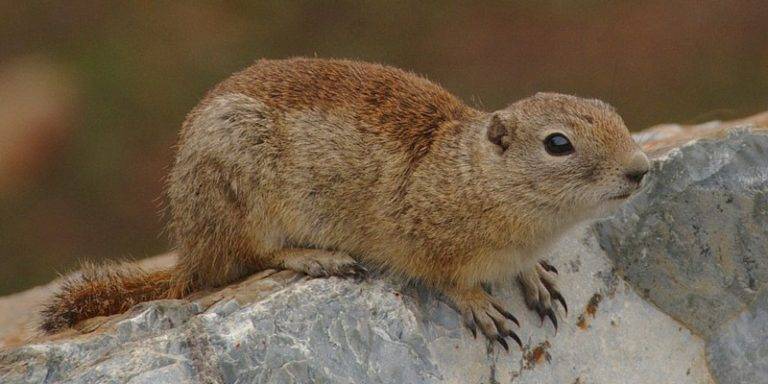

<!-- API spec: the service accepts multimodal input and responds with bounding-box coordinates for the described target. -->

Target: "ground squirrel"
[41,58,650,349]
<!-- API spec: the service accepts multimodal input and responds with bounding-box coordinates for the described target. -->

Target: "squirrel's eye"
[544,133,574,156]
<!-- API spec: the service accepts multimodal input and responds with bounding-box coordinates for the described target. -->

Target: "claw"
[543,308,558,330]
[344,264,368,282]
[495,335,509,352]
[539,260,558,275]
[491,302,520,326]
[540,278,568,316]
[535,303,546,323]
[463,311,477,338]
[473,312,485,340]
[351,264,368,276]
[489,315,520,351]
[506,330,523,349]
[552,291,568,315]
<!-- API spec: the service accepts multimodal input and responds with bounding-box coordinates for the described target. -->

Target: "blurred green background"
[1,1,767,295]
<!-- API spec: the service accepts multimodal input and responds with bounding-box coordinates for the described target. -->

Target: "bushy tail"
[40,262,174,334]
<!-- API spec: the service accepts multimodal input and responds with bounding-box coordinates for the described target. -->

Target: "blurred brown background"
[1,1,766,295]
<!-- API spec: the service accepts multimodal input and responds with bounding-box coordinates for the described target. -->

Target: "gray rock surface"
[596,130,768,384]
[1,126,766,384]
[596,131,768,338]
[707,288,768,384]
[0,230,711,384]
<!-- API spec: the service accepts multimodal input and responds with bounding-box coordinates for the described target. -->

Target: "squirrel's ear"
[487,113,512,152]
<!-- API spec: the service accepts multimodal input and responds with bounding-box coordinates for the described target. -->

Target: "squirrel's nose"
[624,151,650,184]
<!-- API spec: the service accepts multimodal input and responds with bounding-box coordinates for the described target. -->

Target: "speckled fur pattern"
[42,58,649,344]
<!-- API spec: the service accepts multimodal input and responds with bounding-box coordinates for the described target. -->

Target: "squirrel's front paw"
[448,286,521,350]
[518,261,567,330]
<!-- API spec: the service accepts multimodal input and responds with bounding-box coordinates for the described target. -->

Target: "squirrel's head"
[485,92,649,217]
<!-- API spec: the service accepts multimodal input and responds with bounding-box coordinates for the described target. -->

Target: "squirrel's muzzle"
[623,151,650,185]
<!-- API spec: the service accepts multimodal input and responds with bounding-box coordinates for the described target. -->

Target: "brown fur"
[40,262,172,333]
[211,58,478,163]
[41,58,648,341]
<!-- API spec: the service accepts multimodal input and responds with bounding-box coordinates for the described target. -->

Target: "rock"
[633,110,768,155]
[0,232,711,384]
[596,131,768,338]
[707,288,768,384]
[0,253,176,349]
[1,118,766,384]
[596,127,768,384]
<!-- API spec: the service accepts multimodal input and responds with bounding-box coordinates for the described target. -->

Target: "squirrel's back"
[196,58,480,160]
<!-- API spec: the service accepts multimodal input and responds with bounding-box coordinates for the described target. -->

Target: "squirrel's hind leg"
[267,248,367,280]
